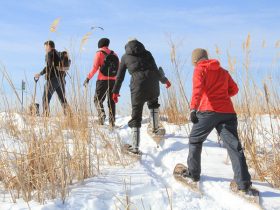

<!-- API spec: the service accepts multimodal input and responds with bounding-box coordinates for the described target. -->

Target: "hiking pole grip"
[34,77,39,83]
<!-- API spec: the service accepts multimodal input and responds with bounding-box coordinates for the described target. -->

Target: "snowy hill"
[1,116,280,210]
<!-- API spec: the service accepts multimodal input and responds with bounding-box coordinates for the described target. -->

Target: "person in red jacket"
[84,38,118,126]
[177,48,254,194]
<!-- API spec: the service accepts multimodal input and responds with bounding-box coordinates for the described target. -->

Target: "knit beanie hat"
[98,38,110,48]
[192,48,208,65]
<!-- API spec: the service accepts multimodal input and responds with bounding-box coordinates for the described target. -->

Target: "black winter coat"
[40,49,63,80]
[112,40,166,104]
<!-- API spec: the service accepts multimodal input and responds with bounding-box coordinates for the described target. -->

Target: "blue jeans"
[187,112,251,190]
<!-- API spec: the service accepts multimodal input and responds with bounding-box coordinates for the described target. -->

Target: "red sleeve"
[228,73,239,97]
[87,52,102,79]
[190,67,205,110]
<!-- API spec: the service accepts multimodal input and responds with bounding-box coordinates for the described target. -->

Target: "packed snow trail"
[1,116,280,210]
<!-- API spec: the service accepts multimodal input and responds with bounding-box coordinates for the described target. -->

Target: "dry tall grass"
[160,38,190,132]
[232,34,280,188]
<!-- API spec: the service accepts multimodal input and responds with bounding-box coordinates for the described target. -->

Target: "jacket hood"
[125,40,146,55]
[197,59,220,71]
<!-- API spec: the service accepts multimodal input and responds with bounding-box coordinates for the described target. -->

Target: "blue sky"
[0,0,280,110]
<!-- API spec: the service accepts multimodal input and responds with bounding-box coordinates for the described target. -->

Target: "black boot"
[149,108,165,135]
[230,181,258,196]
[128,127,141,154]
[182,168,200,182]
[109,115,115,128]
[98,114,106,125]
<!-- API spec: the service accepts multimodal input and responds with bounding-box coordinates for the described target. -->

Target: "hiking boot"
[63,104,73,117]
[127,145,141,155]
[122,144,142,156]
[241,187,259,197]
[174,165,200,182]
[149,108,166,135]
[121,128,142,156]
[182,169,200,182]
[230,181,258,196]
[150,108,159,131]
[109,120,115,128]
[131,127,140,150]
[98,115,106,125]
[153,127,166,136]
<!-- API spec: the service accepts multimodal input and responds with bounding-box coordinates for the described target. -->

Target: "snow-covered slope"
[1,116,280,210]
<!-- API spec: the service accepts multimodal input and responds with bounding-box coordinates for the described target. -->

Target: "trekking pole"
[66,71,72,79]
[33,77,39,105]
[32,77,40,115]
[21,80,26,112]
[85,84,88,112]
[84,84,92,175]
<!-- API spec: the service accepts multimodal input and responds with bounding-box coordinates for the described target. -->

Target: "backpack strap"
[97,50,115,55]
[97,50,108,56]
[97,50,116,65]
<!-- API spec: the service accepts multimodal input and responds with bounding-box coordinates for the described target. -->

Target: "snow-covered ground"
[1,115,280,210]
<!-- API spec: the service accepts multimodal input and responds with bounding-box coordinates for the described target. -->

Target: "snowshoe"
[147,124,165,145]
[121,144,142,157]
[230,181,261,208]
[173,163,201,194]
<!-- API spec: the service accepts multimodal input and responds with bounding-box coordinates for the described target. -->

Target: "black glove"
[83,78,90,87]
[190,110,198,124]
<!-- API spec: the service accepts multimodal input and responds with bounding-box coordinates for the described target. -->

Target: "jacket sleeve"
[190,68,205,110]
[40,53,52,75]
[40,67,46,75]
[87,52,102,80]
[147,51,168,84]
[112,55,127,94]
[157,67,168,84]
[228,73,239,97]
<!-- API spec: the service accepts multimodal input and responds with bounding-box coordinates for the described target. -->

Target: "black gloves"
[190,110,198,124]
[83,78,90,87]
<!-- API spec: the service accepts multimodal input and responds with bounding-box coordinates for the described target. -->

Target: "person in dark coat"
[178,48,254,194]
[34,40,69,116]
[112,39,171,154]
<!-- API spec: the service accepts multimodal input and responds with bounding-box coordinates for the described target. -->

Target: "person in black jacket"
[112,39,171,154]
[34,40,69,116]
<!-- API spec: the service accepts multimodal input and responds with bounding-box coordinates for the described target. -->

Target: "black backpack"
[58,51,71,71]
[99,50,119,77]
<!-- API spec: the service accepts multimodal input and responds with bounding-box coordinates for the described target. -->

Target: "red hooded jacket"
[190,59,238,113]
[87,47,117,81]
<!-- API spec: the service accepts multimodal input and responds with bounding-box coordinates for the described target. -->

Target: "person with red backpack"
[84,38,119,127]
[175,48,255,195]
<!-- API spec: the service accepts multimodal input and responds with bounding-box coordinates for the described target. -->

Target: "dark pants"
[42,76,68,116]
[128,98,160,128]
[94,80,116,124]
[187,112,251,190]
